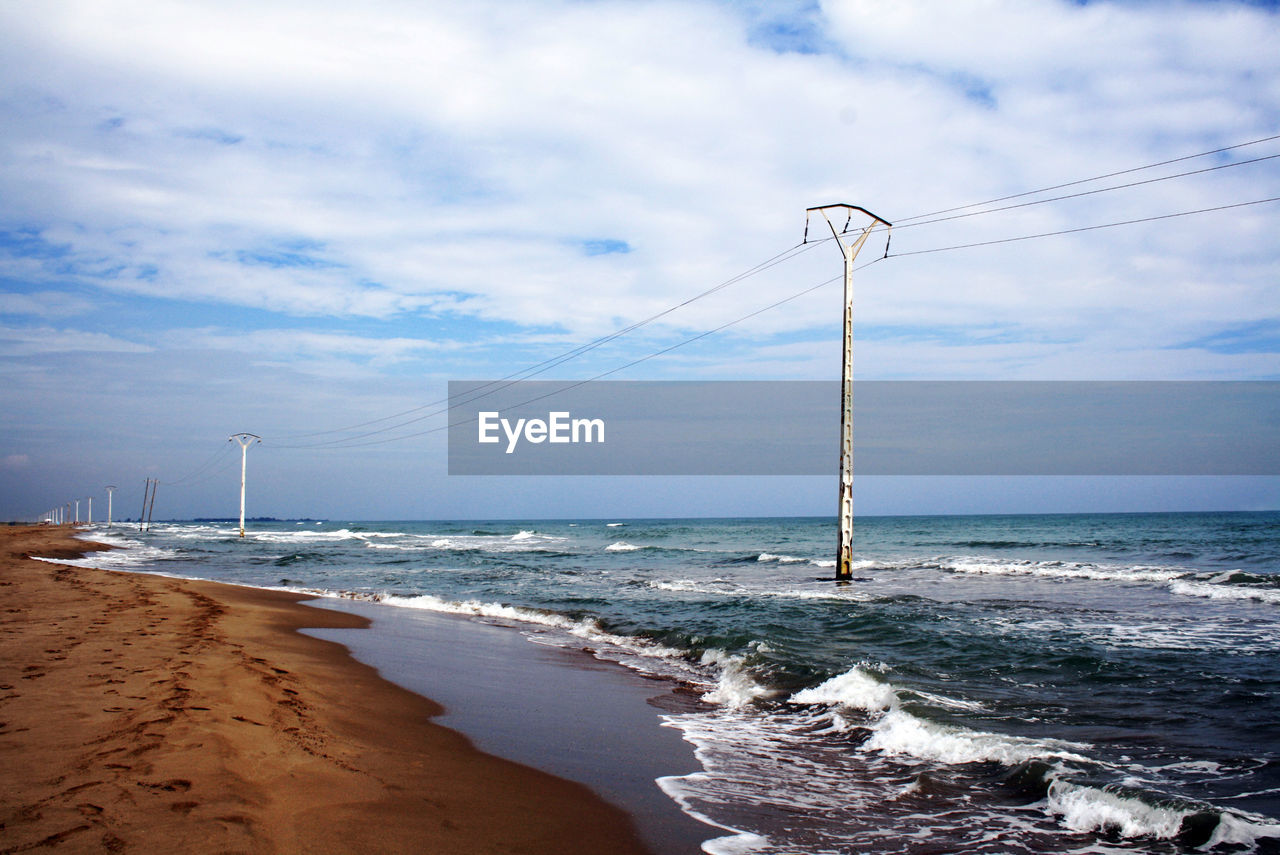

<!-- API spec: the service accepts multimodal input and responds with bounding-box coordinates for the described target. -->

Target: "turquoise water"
[73,512,1280,853]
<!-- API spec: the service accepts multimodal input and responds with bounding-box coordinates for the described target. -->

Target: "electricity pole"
[140,479,152,532]
[146,480,158,530]
[229,433,261,538]
[805,204,892,582]
[105,486,116,527]
[87,496,92,524]
[74,499,80,523]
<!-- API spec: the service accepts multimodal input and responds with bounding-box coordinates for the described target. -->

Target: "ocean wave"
[1171,579,1280,605]
[42,534,181,569]
[699,649,777,708]
[788,665,1092,767]
[756,552,809,564]
[754,552,859,571]
[422,530,568,553]
[1047,779,1280,848]
[790,665,895,711]
[648,578,875,603]
[1048,780,1201,839]
[606,541,641,552]
[251,527,375,543]
[782,665,1280,850]
[943,557,1187,584]
[865,708,1091,767]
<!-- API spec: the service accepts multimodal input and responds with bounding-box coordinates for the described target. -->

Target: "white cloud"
[2,453,30,470]
[0,325,151,356]
[0,0,1276,378]
[0,290,95,318]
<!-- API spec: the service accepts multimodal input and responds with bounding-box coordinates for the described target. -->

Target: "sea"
[60,512,1280,854]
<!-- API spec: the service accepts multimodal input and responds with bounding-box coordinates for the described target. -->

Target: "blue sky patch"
[175,127,245,146]
[0,228,72,260]
[1174,319,1280,354]
[581,239,632,256]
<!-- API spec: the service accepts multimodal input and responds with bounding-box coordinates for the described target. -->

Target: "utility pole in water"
[140,479,153,532]
[805,204,891,582]
[105,486,116,527]
[146,480,158,531]
[229,434,261,538]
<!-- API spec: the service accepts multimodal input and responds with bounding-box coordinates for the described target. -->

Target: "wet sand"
[0,525,651,854]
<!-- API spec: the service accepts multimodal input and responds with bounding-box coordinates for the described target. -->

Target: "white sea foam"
[423,531,567,553]
[1045,778,1280,847]
[1205,811,1280,849]
[339,590,716,694]
[946,557,1186,584]
[789,665,1091,767]
[606,541,640,552]
[252,527,372,543]
[1047,779,1193,838]
[790,666,895,711]
[699,650,776,708]
[1170,579,1280,605]
[757,552,808,564]
[39,535,180,569]
[649,579,720,594]
[867,709,1090,766]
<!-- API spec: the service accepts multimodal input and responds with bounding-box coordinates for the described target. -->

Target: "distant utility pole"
[87,496,92,524]
[229,433,261,538]
[105,486,116,527]
[74,499,80,523]
[805,204,892,582]
[140,479,153,532]
[146,480,158,531]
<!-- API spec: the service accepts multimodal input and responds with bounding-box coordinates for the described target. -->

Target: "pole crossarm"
[805,203,892,227]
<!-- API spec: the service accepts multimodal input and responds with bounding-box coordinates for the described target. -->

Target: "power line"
[276,134,1280,448]
[180,132,1280,457]
[886,195,1280,258]
[268,241,821,448]
[278,193,1277,450]
[890,151,1280,231]
[162,441,238,487]
[894,131,1280,224]
[314,259,886,449]
[319,191,1279,449]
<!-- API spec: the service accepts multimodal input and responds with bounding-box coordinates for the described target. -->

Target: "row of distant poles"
[42,434,260,538]
[42,482,155,530]
[40,487,116,527]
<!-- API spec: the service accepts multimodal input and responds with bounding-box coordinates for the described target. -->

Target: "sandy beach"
[0,525,652,854]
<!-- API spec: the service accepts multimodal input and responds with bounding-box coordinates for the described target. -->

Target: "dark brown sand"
[0,525,651,854]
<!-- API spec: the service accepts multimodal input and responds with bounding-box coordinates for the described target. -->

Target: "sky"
[1,0,1278,521]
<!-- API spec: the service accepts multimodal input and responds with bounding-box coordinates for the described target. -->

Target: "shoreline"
[306,597,716,854]
[0,525,656,853]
